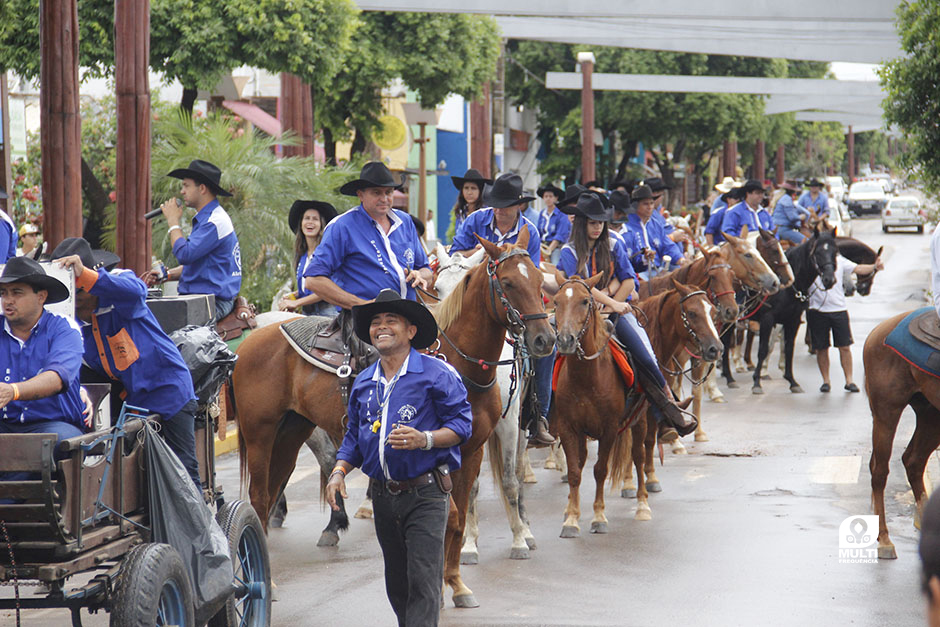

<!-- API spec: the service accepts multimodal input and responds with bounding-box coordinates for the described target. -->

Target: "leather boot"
[638,372,697,438]
[527,417,555,448]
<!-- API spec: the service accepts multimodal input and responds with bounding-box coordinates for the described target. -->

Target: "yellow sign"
[374,115,407,151]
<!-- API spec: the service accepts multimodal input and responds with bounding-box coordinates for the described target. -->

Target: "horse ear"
[475,234,501,260]
[434,242,451,266]
[515,224,530,251]
[876,245,884,258]
[670,277,689,293]
[553,268,567,288]
[585,272,604,289]
[721,231,737,245]
[740,224,749,239]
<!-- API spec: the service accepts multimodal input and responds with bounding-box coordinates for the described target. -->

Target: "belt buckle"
[386,480,402,496]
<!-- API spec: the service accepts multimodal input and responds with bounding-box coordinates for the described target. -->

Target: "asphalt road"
[9,212,936,627]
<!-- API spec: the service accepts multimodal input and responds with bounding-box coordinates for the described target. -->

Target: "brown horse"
[552,272,651,535]
[864,311,940,559]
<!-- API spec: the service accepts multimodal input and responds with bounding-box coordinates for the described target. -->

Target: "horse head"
[756,227,795,289]
[810,227,838,290]
[552,271,605,356]
[855,245,883,296]
[671,278,724,363]
[701,249,739,324]
[720,232,780,294]
[476,231,555,358]
[433,243,485,300]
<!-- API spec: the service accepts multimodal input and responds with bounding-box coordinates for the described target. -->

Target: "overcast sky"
[830,62,880,81]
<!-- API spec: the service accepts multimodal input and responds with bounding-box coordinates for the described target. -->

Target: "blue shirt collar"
[3,311,44,347]
[192,199,221,225]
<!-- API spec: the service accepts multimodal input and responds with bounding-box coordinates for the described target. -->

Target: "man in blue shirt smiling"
[327,290,472,627]
[305,162,431,309]
[720,179,775,237]
[148,159,242,321]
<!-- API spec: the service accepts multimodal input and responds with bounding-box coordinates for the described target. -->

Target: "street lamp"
[401,103,440,230]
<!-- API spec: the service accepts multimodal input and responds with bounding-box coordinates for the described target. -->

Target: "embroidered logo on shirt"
[397,404,417,424]
[404,248,415,268]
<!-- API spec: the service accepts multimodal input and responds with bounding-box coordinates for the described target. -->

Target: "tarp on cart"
[144,422,232,615]
[169,325,238,407]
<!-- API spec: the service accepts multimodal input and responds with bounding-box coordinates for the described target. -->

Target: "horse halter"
[704,262,735,303]
[486,248,549,339]
[676,289,712,356]
[557,277,608,361]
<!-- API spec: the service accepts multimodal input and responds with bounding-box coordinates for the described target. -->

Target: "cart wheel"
[110,543,194,627]
[210,500,271,627]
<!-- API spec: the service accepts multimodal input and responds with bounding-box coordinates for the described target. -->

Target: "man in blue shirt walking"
[327,290,472,627]
[0,186,17,262]
[306,162,432,310]
[53,238,202,488]
[720,179,774,237]
[149,160,242,321]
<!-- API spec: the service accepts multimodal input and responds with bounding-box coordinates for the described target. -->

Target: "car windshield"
[827,178,844,189]
[851,183,882,193]
[889,200,918,209]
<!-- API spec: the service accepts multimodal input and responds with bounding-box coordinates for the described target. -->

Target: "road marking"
[809,456,861,484]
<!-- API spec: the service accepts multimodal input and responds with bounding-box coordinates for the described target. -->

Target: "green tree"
[879,1,940,193]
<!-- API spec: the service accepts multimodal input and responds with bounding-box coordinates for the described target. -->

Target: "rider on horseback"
[798,178,830,218]
[704,183,744,246]
[625,184,687,280]
[720,179,774,237]
[773,181,811,244]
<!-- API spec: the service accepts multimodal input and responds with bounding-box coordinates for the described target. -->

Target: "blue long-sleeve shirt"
[537,208,571,245]
[450,208,541,264]
[720,202,774,237]
[76,267,196,420]
[704,206,729,244]
[338,348,473,481]
[1,310,84,427]
[0,210,17,262]
[172,200,242,301]
[773,195,810,229]
[557,236,637,298]
[624,213,683,272]
[797,190,829,217]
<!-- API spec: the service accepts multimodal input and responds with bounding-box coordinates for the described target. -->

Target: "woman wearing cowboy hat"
[555,193,697,437]
[449,169,492,239]
[279,200,338,316]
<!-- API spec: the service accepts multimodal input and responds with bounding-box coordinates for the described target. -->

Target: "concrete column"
[40,0,83,248]
[115,0,152,274]
[775,144,785,184]
[847,126,855,180]
[754,139,765,182]
[578,51,595,183]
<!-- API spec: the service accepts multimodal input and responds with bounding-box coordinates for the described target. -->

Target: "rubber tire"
[882,224,888,233]
[210,500,272,627]
[918,225,925,234]
[110,543,194,627]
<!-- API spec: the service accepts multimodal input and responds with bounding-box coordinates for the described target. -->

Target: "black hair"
[570,215,612,288]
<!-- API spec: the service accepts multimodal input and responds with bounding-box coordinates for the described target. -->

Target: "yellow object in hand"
[371,420,381,433]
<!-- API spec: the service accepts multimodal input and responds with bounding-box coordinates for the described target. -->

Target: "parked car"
[827,200,853,237]
[847,181,888,215]
[881,195,926,233]
[827,176,847,204]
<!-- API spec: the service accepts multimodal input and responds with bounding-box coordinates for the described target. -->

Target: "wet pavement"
[10,214,935,626]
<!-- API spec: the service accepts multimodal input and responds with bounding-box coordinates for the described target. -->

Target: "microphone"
[146,198,182,220]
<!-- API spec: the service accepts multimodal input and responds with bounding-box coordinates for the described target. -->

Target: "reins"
[557,277,611,361]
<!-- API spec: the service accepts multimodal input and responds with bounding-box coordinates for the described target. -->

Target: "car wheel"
[882,224,888,233]
[917,225,924,234]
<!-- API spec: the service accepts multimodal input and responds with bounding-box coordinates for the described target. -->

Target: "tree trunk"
[616,140,637,181]
[323,127,336,166]
[350,127,367,156]
[180,87,197,115]
[80,157,111,248]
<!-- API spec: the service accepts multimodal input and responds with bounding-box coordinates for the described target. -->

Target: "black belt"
[374,471,435,496]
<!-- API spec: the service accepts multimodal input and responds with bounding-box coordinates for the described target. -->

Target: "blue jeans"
[534,350,556,420]
[159,399,201,489]
[215,297,235,321]
[613,312,667,389]
[777,226,805,244]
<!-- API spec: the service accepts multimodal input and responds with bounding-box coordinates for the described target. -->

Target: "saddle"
[216,296,257,341]
[910,309,940,351]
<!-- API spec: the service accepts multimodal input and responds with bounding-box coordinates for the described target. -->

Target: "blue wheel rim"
[231,523,269,627]
[156,578,186,626]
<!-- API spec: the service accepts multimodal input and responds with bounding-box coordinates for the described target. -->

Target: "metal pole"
[578,51,595,183]
[847,126,855,180]
[0,72,11,215]
[418,121,427,229]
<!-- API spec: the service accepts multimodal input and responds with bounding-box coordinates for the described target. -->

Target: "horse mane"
[433,269,471,332]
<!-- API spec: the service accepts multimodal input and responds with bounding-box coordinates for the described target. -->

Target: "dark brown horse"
[864,311,940,559]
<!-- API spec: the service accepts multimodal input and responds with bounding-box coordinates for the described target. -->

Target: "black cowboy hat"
[451,168,492,192]
[806,177,825,188]
[0,256,69,303]
[167,159,232,197]
[339,161,402,197]
[725,185,747,201]
[642,177,672,194]
[51,237,121,272]
[560,186,610,215]
[741,179,764,194]
[582,180,604,190]
[288,200,338,234]
[572,192,613,222]
[352,289,438,350]
[482,173,535,209]
[536,182,564,198]
[610,179,633,193]
[558,184,587,208]
[631,184,654,202]
[609,190,634,222]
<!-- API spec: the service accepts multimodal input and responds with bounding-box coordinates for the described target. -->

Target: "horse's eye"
[582,299,590,306]
[744,253,753,259]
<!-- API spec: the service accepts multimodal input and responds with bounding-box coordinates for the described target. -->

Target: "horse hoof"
[523,473,537,484]
[354,506,373,519]
[752,386,764,395]
[790,385,804,394]
[316,531,340,547]
[269,516,285,529]
[726,381,739,389]
[525,536,537,550]
[710,396,726,403]
[671,442,688,455]
[590,521,609,534]
[460,551,479,565]
[510,547,531,560]
[695,432,709,442]
[544,458,558,470]
[635,504,652,521]
[746,365,755,371]
[621,488,637,499]
[647,481,662,493]
[878,544,898,560]
[453,593,480,609]
[761,374,771,380]
[560,525,580,538]
[560,475,569,484]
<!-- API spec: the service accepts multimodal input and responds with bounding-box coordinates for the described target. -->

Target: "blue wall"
[435,105,468,243]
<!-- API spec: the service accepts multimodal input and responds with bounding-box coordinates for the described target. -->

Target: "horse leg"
[869,396,905,560]
[354,482,374,519]
[559,426,584,538]
[632,419,651,521]
[733,328,747,373]
[268,487,288,529]
[644,412,661,492]
[777,326,787,371]
[521,449,537,483]
[721,330,738,388]
[304,428,351,547]
[751,316,772,394]
[460,477,480,565]
[782,319,803,392]
[902,395,940,531]
[704,362,725,403]
[445,446,484,608]
[265,412,315,529]
[242,413,280,530]
[513,427,537,549]
[692,361,708,441]
[590,435,614,534]
[620,428,637,499]
[744,328,755,369]
[488,427,531,560]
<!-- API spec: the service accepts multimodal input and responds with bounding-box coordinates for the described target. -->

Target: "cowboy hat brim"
[51,237,121,272]
[0,273,69,304]
[352,297,438,350]
[537,184,565,198]
[289,201,338,234]
[167,168,233,197]
[451,175,492,191]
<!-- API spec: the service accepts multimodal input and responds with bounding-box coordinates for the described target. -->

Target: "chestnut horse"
[864,311,940,559]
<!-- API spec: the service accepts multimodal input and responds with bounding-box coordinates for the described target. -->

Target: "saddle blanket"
[552,340,635,391]
[279,315,340,374]
[884,307,940,380]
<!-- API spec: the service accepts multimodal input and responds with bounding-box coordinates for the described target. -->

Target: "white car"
[827,176,847,204]
[827,201,853,237]
[847,181,888,216]
[882,196,926,233]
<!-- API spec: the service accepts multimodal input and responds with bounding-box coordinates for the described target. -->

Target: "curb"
[215,427,238,457]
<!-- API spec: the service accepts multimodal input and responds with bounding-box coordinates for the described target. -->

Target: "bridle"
[703,262,735,306]
[757,236,793,286]
[486,248,549,336]
[659,288,717,383]
[557,277,610,361]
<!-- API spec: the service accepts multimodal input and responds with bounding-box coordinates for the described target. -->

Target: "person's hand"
[875,256,885,272]
[139,270,163,287]
[55,254,85,277]
[643,248,656,261]
[0,383,14,410]
[406,269,429,292]
[388,424,427,450]
[278,297,301,312]
[161,198,184,225]
[677,256,690,266]
[600,300,629,315]
[80,387,95,428]
[325,473,347,511]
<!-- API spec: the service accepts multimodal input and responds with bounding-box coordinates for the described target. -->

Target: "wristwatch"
[422,431,434,451]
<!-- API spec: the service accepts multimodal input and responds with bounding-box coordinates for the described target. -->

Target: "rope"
[1,519,20,627]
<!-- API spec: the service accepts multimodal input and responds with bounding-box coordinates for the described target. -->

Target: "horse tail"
[487,433,509,508]
[218,377,236,441]
[607,419,634,494]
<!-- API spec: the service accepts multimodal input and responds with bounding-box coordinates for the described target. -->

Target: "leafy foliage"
[880,0,940,194]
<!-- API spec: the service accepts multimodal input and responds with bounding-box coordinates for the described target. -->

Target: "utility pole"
[578,51,596,183]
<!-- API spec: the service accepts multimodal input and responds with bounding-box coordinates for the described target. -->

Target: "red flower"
[109,190,117,203]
